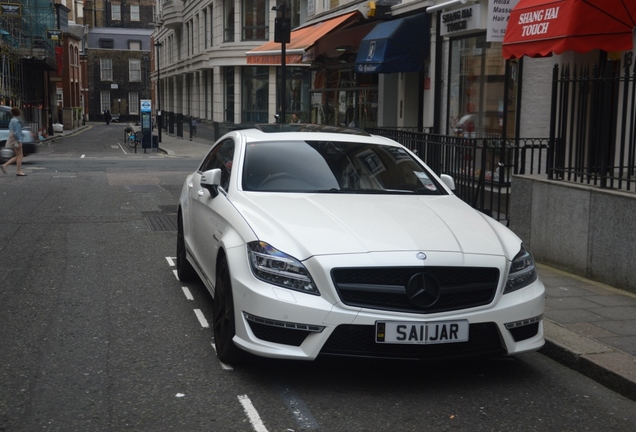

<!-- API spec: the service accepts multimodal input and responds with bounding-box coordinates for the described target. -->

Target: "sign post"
[140,99,152,153]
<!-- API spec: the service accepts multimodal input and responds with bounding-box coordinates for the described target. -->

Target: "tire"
[213,257,244,364]
[176,212,197,282]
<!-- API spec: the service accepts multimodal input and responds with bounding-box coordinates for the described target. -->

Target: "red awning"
[502,0,636,59]
[246,11,360,65]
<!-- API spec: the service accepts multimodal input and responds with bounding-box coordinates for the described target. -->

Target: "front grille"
[247,320,311,346]
[332,267,500,313]
[320,323,505,361]
[508,322,539,342]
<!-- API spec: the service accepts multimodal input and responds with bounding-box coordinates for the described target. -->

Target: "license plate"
[375,320,469,344]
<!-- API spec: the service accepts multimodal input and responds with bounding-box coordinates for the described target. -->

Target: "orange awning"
[502,0,636,59]
[246,11,360,65]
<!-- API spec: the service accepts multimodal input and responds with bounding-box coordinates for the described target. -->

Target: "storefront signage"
[487,0,520,42]
[440,5,482,37]
[0,3,21,17]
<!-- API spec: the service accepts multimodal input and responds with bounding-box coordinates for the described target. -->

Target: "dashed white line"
[238,395,269,432]
[166,257,176,266]
[182,287,194,300]
[81,154,85,158]
[193,309,209,328]
[172,269,179,280]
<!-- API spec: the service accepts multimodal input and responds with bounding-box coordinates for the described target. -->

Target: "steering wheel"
[258,172,299,189]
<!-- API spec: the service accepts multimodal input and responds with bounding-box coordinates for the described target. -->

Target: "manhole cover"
[145,214,177,232]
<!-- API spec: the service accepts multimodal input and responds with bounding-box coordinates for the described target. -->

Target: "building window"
[242,0,268,40]
[225,66,235,122]
[57,88,63,106]
[99,39,114,49]
[131,4,140,21]
[242,67,268,123]
[100,58,113,81]
[101,91,111,113]
[129,92,139,114]
[112,4,121,20]
[224,0,235,42]
[129,59,141,82]
[129,40,141,50]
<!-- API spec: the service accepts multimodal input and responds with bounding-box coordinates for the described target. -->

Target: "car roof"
[232,125,401,146]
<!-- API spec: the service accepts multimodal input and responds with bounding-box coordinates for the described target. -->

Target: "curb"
[541,319,636,401]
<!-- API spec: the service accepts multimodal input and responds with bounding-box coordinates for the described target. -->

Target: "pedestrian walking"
[1,107,27,176]
[104,109,112,125]
[190,117,197,140]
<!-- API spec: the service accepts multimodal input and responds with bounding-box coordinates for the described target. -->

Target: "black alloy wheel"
[213,257,244,364]
[176,211,197,281]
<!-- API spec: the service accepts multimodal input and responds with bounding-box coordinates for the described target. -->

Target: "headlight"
[247,241,319,295]
[504,245,538,294]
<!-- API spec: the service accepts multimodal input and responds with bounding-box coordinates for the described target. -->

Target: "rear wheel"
[213,257,244,364]
[176,212,197,281]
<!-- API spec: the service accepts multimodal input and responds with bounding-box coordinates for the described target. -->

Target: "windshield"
[242,140,445,195]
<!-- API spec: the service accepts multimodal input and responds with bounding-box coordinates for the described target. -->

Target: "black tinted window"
[242,140,445,195]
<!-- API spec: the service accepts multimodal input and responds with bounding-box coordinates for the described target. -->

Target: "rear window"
[242,140,445,195]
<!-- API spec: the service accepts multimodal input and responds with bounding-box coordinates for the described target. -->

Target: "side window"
[199,139,236,191]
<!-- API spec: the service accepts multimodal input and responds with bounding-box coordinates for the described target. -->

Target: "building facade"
[83,0,155,122]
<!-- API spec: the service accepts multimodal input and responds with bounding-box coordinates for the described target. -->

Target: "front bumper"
[225,247,545,361]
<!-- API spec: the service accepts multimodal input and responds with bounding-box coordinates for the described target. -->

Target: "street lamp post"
[154,41,162,143]
[118,98,121,116]
[273,2,290,123]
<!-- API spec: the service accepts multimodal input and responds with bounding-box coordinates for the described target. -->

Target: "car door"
[190,138,236,287]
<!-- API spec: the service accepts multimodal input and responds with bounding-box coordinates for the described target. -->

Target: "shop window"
[224,0,235,42]
[242,67,269,123]
[276,67,311,123]
[242,0,268,40]
[309,68,378,128]
[448,34,517,138]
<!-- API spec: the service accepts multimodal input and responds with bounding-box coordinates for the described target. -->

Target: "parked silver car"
[0,105,37,161]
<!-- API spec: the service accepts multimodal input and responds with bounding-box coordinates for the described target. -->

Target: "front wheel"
[213,257,244,364]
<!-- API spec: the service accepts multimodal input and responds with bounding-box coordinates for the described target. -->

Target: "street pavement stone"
[47,124,636,402]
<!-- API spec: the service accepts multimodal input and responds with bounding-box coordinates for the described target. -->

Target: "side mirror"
[201,168,222,197]
[440,174,456,191]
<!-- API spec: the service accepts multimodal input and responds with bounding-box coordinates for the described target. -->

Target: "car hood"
[232,193,510,260]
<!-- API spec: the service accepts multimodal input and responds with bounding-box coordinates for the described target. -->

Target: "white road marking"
[182,287,193,300]
[81,154,85,158]
[238,395,269,432]
[166,256,176,266]
[211,343,234,370]
[172,269,179,280]
[194,309,209,328]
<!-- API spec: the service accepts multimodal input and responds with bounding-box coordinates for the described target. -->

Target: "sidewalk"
[50,125,636,401]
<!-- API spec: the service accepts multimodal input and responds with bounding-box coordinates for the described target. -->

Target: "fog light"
[505,314,543,330]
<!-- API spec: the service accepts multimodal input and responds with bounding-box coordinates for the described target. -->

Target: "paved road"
[1,124,636,431]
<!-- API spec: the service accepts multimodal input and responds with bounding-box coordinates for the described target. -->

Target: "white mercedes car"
[177,124,544,364]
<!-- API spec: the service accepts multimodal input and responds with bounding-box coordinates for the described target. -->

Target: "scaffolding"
[0,0,55,107]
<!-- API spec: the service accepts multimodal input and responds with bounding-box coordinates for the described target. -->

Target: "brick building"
[83,0,155,122]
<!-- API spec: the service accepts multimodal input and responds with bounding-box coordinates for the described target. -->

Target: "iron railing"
[367,127,550,224]
[549,55,636,191]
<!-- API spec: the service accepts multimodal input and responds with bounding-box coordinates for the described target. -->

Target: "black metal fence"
[367,128,550,224]
[549,55,636,191]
